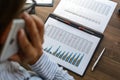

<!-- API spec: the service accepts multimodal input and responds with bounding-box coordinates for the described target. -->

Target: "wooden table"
[35,0,120,80]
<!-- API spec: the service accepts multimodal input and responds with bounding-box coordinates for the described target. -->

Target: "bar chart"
[43,15,102,75]
[44,46,84,67]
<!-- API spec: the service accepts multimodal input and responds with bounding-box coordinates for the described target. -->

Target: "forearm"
[30,51,74,80]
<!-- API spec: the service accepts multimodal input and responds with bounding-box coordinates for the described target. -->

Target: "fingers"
[18,29,40,64]
[17,12,43,64]
[31,15,44,44]
[21,12,41,48]
[18,29,36,55]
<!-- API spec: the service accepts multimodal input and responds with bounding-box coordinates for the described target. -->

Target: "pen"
[91,48,106,71]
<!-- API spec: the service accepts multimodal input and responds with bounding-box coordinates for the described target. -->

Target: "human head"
[0,0,26,49]
[0,0,26,35]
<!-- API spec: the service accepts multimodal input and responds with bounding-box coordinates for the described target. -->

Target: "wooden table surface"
[35,0,120,80]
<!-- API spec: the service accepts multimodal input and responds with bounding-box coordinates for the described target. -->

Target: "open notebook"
[43,0,117,76]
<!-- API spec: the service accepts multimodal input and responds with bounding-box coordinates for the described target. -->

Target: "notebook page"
[54,0,117,33]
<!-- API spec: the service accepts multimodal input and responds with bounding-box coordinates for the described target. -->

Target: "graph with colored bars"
[44,46,84,67]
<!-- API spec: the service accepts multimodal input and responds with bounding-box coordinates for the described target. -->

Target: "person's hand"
[10,12,44,65]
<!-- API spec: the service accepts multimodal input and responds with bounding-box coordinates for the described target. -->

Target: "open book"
[43,0,117,76]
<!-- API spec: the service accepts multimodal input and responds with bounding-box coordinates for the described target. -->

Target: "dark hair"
[0,0,26,28]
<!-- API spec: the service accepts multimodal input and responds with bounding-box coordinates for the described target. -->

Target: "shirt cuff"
[30,51,58,80]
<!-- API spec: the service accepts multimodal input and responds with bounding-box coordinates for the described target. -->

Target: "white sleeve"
[0,61,31,80]
[30,51,74,80]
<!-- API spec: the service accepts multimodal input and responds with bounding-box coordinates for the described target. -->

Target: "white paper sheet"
[26,0,53,4]
[54,0,117,33]
[44,16,101,76]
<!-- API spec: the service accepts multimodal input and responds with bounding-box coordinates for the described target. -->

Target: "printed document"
[54,0,117,33]
[43,14,103,76]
